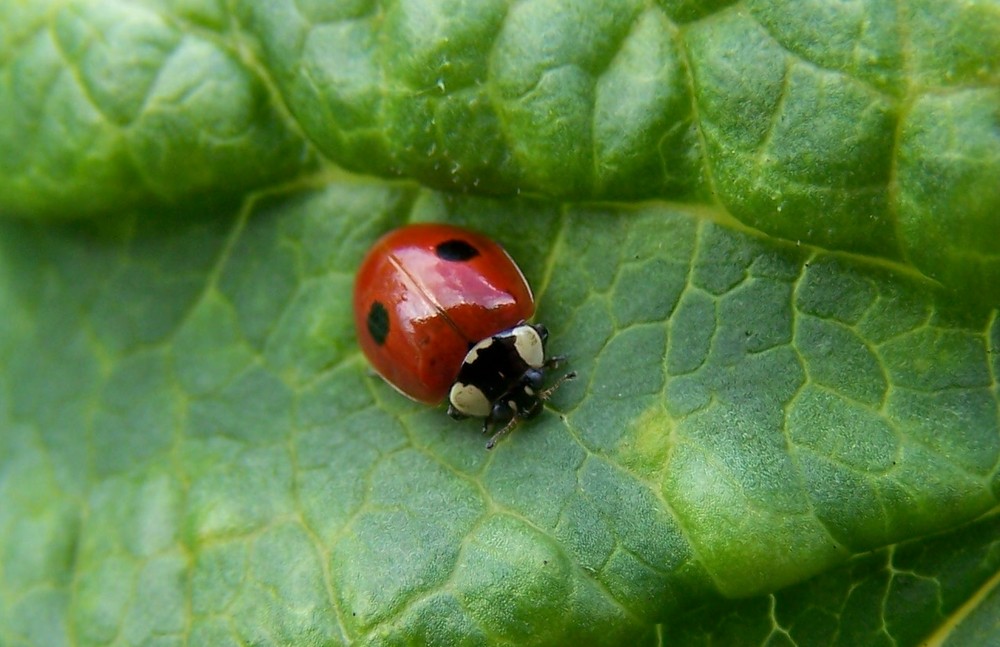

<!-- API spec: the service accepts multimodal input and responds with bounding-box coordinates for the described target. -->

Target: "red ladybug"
[353,223,575,448]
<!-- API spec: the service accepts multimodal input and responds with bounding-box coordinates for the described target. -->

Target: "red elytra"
[353,223,534,404]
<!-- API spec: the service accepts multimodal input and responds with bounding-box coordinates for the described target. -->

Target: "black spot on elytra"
[366,301,390,345]
[435,239,479,262]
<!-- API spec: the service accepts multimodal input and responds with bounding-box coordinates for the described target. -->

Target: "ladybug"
[353,223,575,448]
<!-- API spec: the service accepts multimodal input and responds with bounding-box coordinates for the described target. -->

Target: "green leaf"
[1,1,999,645]
[0,0,308,218]
[672,512,1000,646]
[2,183,999,644]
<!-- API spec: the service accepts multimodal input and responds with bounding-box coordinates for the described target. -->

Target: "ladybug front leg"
[540,370,578,399]
[447,404,468,420]
[486,415,520,450]
[485,400,514,434]
[543,355,567,369]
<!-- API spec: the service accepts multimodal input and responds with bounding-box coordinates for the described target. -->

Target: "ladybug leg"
[543,355,567,369]
[486,415,520,450]
[447,404,468,420]
[484,400,515,444]
[540,371,577,401]
[486,401,514,432]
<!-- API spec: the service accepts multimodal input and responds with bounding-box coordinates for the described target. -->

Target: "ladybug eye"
[435,239,479,262]
[366,301,390,345]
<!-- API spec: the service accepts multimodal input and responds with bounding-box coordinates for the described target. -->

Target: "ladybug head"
[488,368,545,424]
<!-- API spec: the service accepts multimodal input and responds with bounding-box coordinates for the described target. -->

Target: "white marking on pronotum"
[463,336,494,364]
[449,383,491,417]
[510,325,544,367]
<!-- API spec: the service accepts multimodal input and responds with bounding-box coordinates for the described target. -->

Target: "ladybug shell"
[353,224,535,404]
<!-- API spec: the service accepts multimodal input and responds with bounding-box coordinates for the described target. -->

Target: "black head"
[487,373,546,427]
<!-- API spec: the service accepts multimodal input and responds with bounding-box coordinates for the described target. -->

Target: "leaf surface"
[1,1,999,645]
